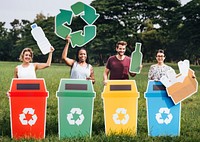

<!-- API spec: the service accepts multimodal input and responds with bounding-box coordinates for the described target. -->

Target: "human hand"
[50,47,55,53]
[130,72,136,77]
[86,77,91,80]
[103,80,108,86]
[139,64,143,72]
[6,92,10,97]
[86,77,95,84]
[154,78,159,81]
[66,35,71,43]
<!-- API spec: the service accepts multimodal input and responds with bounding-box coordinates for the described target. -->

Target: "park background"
[0,0,200,141]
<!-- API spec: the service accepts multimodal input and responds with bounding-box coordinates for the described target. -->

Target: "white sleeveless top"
[17,63,36,79]
[70,61,91,79]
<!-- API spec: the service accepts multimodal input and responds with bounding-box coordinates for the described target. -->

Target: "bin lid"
[102,80,139,97]
[9,78,48,97]
[57,92,95,97]
[144,80,168,97]
[57,79,95,93]
[9,78,47,92]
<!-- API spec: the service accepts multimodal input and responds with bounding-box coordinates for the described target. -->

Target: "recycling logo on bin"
[67,108,85,126]
[113,108,129,125]
[155,107,173,125]
[19,108,38,126]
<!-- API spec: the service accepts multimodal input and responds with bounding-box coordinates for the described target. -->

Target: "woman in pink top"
[14,47,54,78]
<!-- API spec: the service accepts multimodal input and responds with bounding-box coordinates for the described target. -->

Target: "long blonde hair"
[19,48,33,62]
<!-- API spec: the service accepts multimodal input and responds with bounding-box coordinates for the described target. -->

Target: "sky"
[0,0,191,29]
[0,0,93,29]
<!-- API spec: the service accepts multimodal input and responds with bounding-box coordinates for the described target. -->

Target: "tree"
[175,0,200,65]
[0,22,9,60]
[3,19,23,61]
[91,0,181,65]
[14,13,63,63]
[1,0,198,65]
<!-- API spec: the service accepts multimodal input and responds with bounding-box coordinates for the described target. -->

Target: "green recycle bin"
[56,79,96,139]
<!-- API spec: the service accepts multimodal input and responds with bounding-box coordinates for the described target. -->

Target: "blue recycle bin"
[144,81,181,136]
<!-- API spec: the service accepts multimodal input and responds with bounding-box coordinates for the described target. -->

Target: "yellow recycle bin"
[102,80,139,135]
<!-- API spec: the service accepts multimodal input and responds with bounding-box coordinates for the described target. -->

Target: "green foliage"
[173,0,200,64]
[0,61,200,141]
[0,0,200,65]
[91,0,182,62]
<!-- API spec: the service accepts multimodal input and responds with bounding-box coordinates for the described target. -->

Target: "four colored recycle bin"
[7,77,193,139]
[101,80,139,135]
[8,79,48,139]
[144,81,181,136]
[56,79,96,139]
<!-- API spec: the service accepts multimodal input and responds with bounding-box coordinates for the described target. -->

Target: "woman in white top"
[62,36,95,84]
[14,47,54,78]
[148,49,174,81]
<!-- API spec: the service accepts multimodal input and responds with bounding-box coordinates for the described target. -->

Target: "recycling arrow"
[67,108,85,126]
[55,9,72,40]
[70,25,96,47]
[71,2,100,25]
[55,2,99,48]
[19,108,38,126]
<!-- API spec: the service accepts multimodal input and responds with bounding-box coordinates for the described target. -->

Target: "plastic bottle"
[31,23,51,55]
[129,42,143,74]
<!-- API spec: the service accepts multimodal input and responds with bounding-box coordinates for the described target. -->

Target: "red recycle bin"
[8,79,48,139]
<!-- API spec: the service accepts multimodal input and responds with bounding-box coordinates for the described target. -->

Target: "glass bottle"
[129,42,143,74]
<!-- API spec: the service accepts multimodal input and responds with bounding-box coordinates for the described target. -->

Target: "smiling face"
[78,49,87,62]
[23,51,32,63]
[116,44,126,56]
[116,41,127,57]
[156,52,165,64]
[19,48,33,63]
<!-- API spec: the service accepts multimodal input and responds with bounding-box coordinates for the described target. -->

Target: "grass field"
[0,61,199,141]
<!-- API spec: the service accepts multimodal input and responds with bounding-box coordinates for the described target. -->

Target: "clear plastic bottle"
[31,23,51,55]
[129,42,143,74]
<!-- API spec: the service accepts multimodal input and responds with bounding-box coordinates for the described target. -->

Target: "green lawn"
[0,61,199,141]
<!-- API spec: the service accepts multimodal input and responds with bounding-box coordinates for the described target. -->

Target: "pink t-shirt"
[106,55,131,80]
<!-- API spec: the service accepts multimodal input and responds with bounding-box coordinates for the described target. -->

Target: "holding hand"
[66,35,71,44]
[50,47,55,53]
[103,80,108,86]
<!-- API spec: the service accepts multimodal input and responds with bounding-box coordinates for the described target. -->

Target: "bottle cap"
[31,23,37,29]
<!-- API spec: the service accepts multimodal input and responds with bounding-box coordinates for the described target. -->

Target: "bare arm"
[14,67,18,78]
[103,67,110,85]
[62,36,75,66]
[87,65,95,84]
[35,47,54,70]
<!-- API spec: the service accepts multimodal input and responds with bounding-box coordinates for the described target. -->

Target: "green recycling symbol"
[55,2,100,48]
